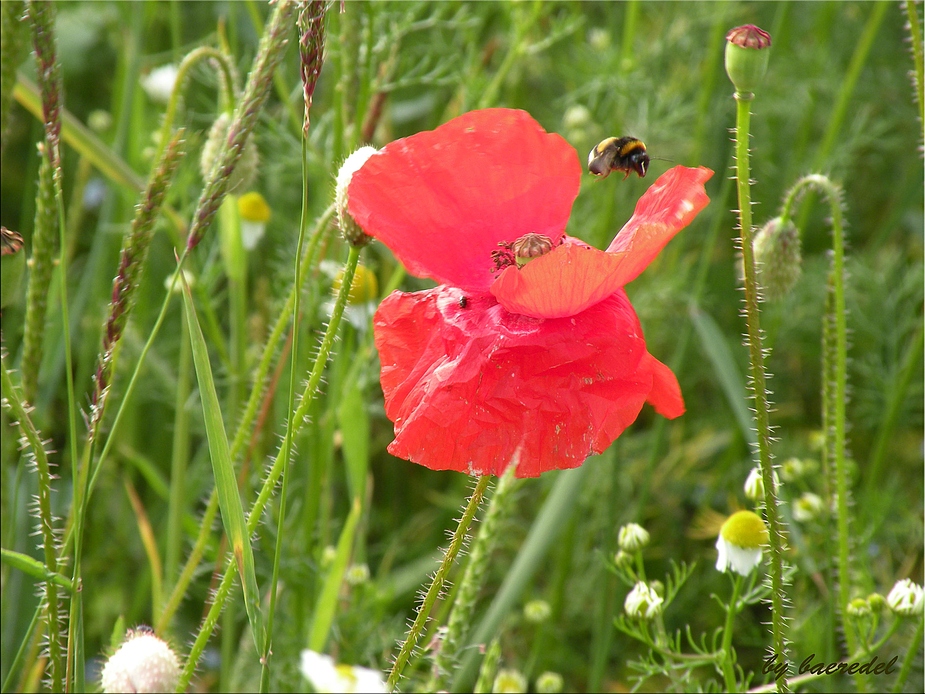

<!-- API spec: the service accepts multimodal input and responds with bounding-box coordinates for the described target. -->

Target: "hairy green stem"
[732,92,789,691]
[388,475,492,691]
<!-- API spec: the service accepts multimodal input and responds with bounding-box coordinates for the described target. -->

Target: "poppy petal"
[490,239,628,319]
[374,286,671,477]
[605,166,713,284]
[348,109,581,292]
[639,351,685,419]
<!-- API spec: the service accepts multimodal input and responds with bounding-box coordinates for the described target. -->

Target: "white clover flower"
[715,510,768,576]
[101,628,180,693]
[886,578,924,617]
[792,492,825,522]
[624,581,663,620]
[492,668,527,693]
[300,650,386,693]
[141,64,179,104]
[618,522,650,552]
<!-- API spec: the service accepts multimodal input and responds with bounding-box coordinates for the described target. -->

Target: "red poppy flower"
[348,108,712,477]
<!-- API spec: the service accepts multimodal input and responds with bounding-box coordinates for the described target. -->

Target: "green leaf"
[180,276,265,654]
[689,304,756,446]
[337,381,369,504]
[308,498,362,652]
[0,548,73,592]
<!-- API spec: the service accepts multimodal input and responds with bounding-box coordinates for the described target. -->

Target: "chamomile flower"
[715,510,768,576]
[299,650,386,693]
[886,578,924,617]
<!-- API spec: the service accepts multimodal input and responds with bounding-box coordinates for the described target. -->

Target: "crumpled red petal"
[374,286,683,477]
[347,108,581,292]
[491,166,713,319]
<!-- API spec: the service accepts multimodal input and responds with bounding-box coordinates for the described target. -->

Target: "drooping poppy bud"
[335,146,378,247]
[754,216,801,300]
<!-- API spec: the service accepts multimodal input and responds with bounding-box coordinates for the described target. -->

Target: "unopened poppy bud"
[792,492,825,522]
[715,510,768,576]
[493,668,528,693]
[846,597,872,618]
[100,627,181,693]
[200,112,259,194]
[512,233,554,267]
[753,216,801,301]
[887,578,924,616]
[624,581,663,619]
[333,264,379,305]
[335,146,378,247]
[535,671,564,694]
[238,191,271,250]
[725,24,772,97]
[618,522,650,552]
[523,599,551,624]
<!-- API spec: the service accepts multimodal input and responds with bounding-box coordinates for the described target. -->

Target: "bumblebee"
[588,136,649,179]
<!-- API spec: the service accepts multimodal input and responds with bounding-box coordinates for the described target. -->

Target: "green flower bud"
[867,592,886,613]
[846,597,872,618]
[754,216,801,301]
[200,112,259,194]
[725,24,772,97]
[493,668,527,693]
[535,671,564,694]
[523,599,551,624]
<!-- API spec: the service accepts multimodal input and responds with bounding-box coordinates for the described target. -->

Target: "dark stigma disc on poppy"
[588,136,649,180]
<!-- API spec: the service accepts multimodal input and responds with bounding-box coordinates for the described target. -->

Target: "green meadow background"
[1,1,922,692]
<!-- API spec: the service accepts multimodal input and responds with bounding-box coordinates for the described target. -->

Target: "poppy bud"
[725,24,772,97]
[335,146,378,247]
[753,216,801,300]
[100,628,181,693]
[200,112,259,194]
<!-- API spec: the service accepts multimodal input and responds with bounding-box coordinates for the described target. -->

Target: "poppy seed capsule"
[512,232,554,267]
[725,24,772,97]
[335,146,378,247]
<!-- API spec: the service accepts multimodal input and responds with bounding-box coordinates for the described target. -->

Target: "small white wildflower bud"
[744,467,763,500]
[492,668,527,693]
[345,563,370,586]
[535,671,564,694]
[792,492,825,522]
[624,582,664,620]
[715,510,768,576]
[335,146,378,247]
[320,545,337,570]
[780,456,805,482]
[618,523,650,552]
[753,216,802,301]
[886,578,924,617]
[164,268,195,294]
[100,628,180,694]
[587,28,611,51]
[141,64,179,104]
[613,549,633,569]
[523,599,551,624]
[88,110,113,133]
[846,597,872,618]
